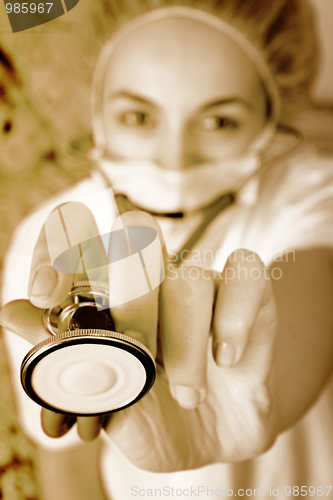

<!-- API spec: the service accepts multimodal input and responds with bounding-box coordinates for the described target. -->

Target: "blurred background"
[0,0,332,497]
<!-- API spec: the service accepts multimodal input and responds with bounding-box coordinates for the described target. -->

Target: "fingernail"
[31,266,58,298]
[214,342,235,368]
[174,385,201,410]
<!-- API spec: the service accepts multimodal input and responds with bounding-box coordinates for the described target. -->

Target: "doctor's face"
[102,17,267,169]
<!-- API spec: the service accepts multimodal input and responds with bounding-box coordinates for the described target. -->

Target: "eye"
[198,116,239,132]
[120,111,154,128]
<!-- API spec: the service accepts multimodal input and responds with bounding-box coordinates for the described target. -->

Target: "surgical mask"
[91,152,255,214]
[90,125,276,214]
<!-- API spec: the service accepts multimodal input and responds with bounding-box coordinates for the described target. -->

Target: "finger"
[108,211,166,358]
[28,202,107,309]
[41,408,75,438]
[28,205,76,308]
[0,300,51,344]
[213,249,270,368]
[160,265,214,409]
[238,271,277,372]
[76,416,105,442]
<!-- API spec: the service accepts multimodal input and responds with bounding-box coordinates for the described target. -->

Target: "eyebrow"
[108,90,159,108]
[108,90,254,113]
[201,97,254,112]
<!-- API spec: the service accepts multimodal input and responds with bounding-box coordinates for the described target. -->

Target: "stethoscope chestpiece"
[20,282,156,416]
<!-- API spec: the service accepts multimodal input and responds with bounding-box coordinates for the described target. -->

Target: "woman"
[1,1,333,499]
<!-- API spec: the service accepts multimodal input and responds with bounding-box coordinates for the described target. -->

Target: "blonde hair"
[98,0,318,120]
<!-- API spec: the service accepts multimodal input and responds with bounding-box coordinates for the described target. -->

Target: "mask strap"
[238,124,304,206]
[260,124,304,170]
[172,193,236,266]
[248,123,276,155]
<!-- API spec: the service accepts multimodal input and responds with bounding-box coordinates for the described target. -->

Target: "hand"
[0,206,279,467]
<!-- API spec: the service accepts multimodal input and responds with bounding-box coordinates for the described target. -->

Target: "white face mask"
[92,151,258,214]
[90,124,275,214]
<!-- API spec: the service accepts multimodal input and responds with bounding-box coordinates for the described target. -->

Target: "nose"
[154,122,201,171]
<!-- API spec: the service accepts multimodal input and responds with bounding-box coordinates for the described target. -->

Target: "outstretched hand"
[0,207,279,469]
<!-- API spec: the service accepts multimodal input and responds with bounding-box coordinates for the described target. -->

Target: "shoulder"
[216,146,333,269]
[258,146,333,213]
[255,146,333,255]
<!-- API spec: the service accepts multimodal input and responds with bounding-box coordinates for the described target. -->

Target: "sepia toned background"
[0,0,332,497]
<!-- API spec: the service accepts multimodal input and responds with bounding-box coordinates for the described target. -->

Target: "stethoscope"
[20,124,303,416]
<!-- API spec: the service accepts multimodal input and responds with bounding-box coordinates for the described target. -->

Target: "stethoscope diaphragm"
[21,328,155,416]
[20,282,156,416]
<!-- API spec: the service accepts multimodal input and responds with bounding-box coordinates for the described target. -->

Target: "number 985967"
[6,2,53,14]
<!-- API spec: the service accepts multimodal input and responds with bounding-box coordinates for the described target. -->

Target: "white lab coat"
[2,145,333,499]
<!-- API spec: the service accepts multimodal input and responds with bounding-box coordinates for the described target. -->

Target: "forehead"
[104,17,262,107]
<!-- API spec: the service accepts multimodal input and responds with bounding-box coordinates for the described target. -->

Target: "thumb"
[0,300,51,344]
